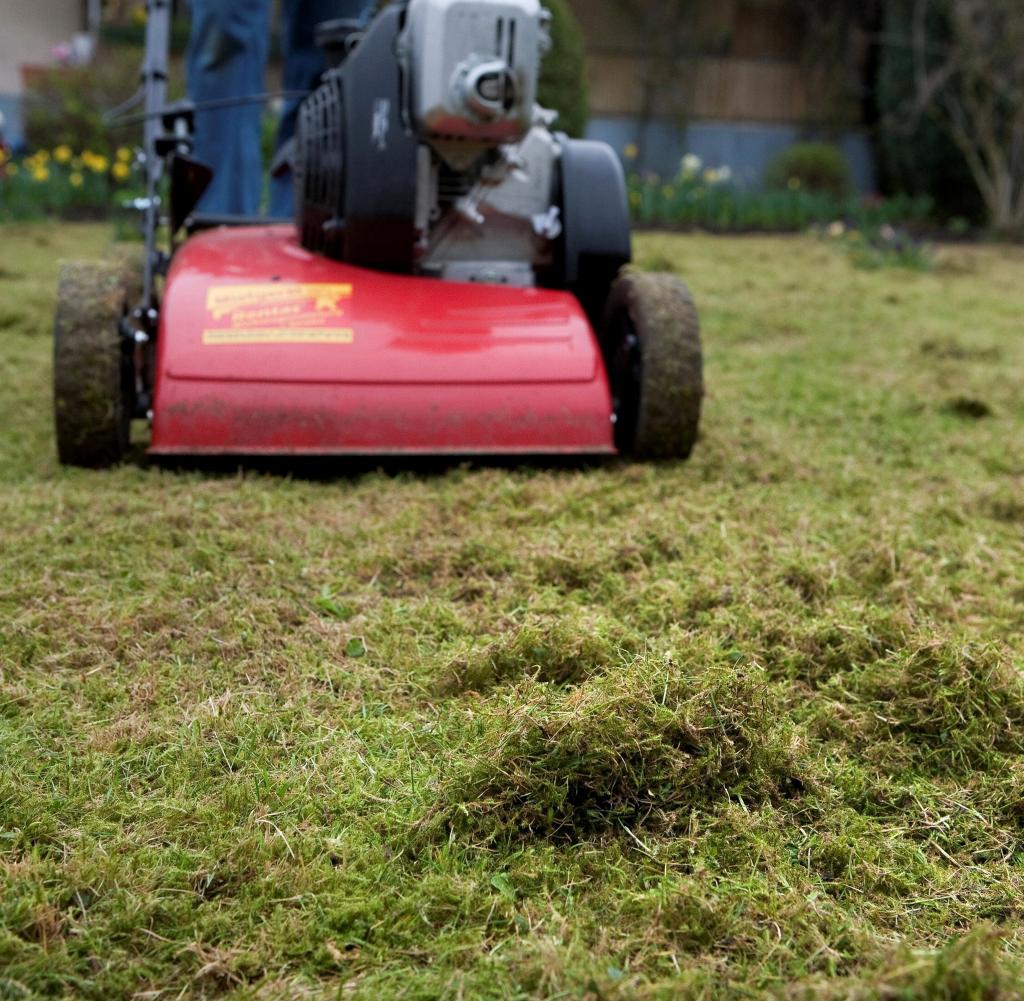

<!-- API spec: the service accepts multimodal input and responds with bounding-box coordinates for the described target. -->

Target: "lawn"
[1,222,1023,1000]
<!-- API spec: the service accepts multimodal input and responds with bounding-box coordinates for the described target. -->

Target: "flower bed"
[627,153,933,234]
[0,145,139,221]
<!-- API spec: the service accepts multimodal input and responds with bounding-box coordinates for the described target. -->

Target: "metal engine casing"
[293,0,630,295]
[401,0,557,284]
[401,0,549,148]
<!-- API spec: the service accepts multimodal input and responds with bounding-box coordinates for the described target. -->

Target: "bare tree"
[908,0,1024,235]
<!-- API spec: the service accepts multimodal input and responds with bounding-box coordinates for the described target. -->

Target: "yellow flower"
[69,171,84,188]
[53,145,72,163]
[0,148,7,166]
[33,166,50,182]
[112,161,131,182]
[116,147,133,163]
[788,176,801,190]
[35,149,50,163]
[623,143,639,161]
[86,153,109,174]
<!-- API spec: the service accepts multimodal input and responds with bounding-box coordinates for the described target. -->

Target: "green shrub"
[537,0,589,138]
[23,48,145,158]
[764,142,853,199]
[23,45,185,160]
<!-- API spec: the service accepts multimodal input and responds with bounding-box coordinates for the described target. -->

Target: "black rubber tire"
[602,270,703,460]
[53,261,134,467]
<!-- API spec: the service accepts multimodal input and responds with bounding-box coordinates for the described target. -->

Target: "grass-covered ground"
[1,223,1023,1000]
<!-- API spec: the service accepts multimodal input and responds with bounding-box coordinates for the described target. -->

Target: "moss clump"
[430,660,807,841]
[851,642,1024,772]
[795,926,1024,1000]
[440,616,635,694]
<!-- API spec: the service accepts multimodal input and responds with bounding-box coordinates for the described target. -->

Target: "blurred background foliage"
[24,49,143,159]
[23,45,185,160]
[874,0,985,226]
[3,0,1013,234]
[764,142,854,201]
[538,0,589,138]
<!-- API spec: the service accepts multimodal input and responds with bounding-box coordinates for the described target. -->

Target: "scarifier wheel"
[53,257,138,468]
[603,270,704,460]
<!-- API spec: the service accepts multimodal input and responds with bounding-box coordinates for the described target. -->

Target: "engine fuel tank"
[149,225,616,456]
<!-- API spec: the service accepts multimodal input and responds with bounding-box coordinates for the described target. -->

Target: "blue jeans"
[186,0,376,217]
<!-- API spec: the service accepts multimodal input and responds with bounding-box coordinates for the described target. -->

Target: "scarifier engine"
[52,0,703,465]
[294,0,629,310]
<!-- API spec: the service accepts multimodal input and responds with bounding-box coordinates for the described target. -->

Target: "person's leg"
[268,0,376,218]
[187,0,269,215]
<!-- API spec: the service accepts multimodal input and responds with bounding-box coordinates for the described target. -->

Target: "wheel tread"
[53,260,131,468]
[604,270,704,459]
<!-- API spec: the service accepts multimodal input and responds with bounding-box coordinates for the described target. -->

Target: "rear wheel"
[602,270,703,460]
[53,260,135,467]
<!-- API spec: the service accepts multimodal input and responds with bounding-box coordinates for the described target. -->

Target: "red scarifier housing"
[149,225,616,456]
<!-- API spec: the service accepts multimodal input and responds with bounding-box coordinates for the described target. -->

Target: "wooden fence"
[566,0,848,125]
[585,54,819,123]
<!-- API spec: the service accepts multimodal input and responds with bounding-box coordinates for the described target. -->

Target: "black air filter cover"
[293,5,418,272]
[294,71,345,258]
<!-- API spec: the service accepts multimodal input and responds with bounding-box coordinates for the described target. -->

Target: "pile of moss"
[429,660,807,841]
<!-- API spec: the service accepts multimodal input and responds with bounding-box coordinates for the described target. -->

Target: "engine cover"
[292,0,630,302]
[401,0,548,147]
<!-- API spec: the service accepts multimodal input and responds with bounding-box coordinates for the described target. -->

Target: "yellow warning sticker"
[203,283,354,345]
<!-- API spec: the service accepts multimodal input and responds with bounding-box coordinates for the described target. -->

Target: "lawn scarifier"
[53,0,703,468]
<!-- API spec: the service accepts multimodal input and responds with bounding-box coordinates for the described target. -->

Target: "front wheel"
[53,261,135,467]
[602,270,704,460]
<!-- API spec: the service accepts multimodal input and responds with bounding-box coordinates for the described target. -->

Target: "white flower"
[827,221,846,238]
[680,153,702,176]
[716,165,732,183]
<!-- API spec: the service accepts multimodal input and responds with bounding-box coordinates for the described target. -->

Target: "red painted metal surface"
[149,225,616,455]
